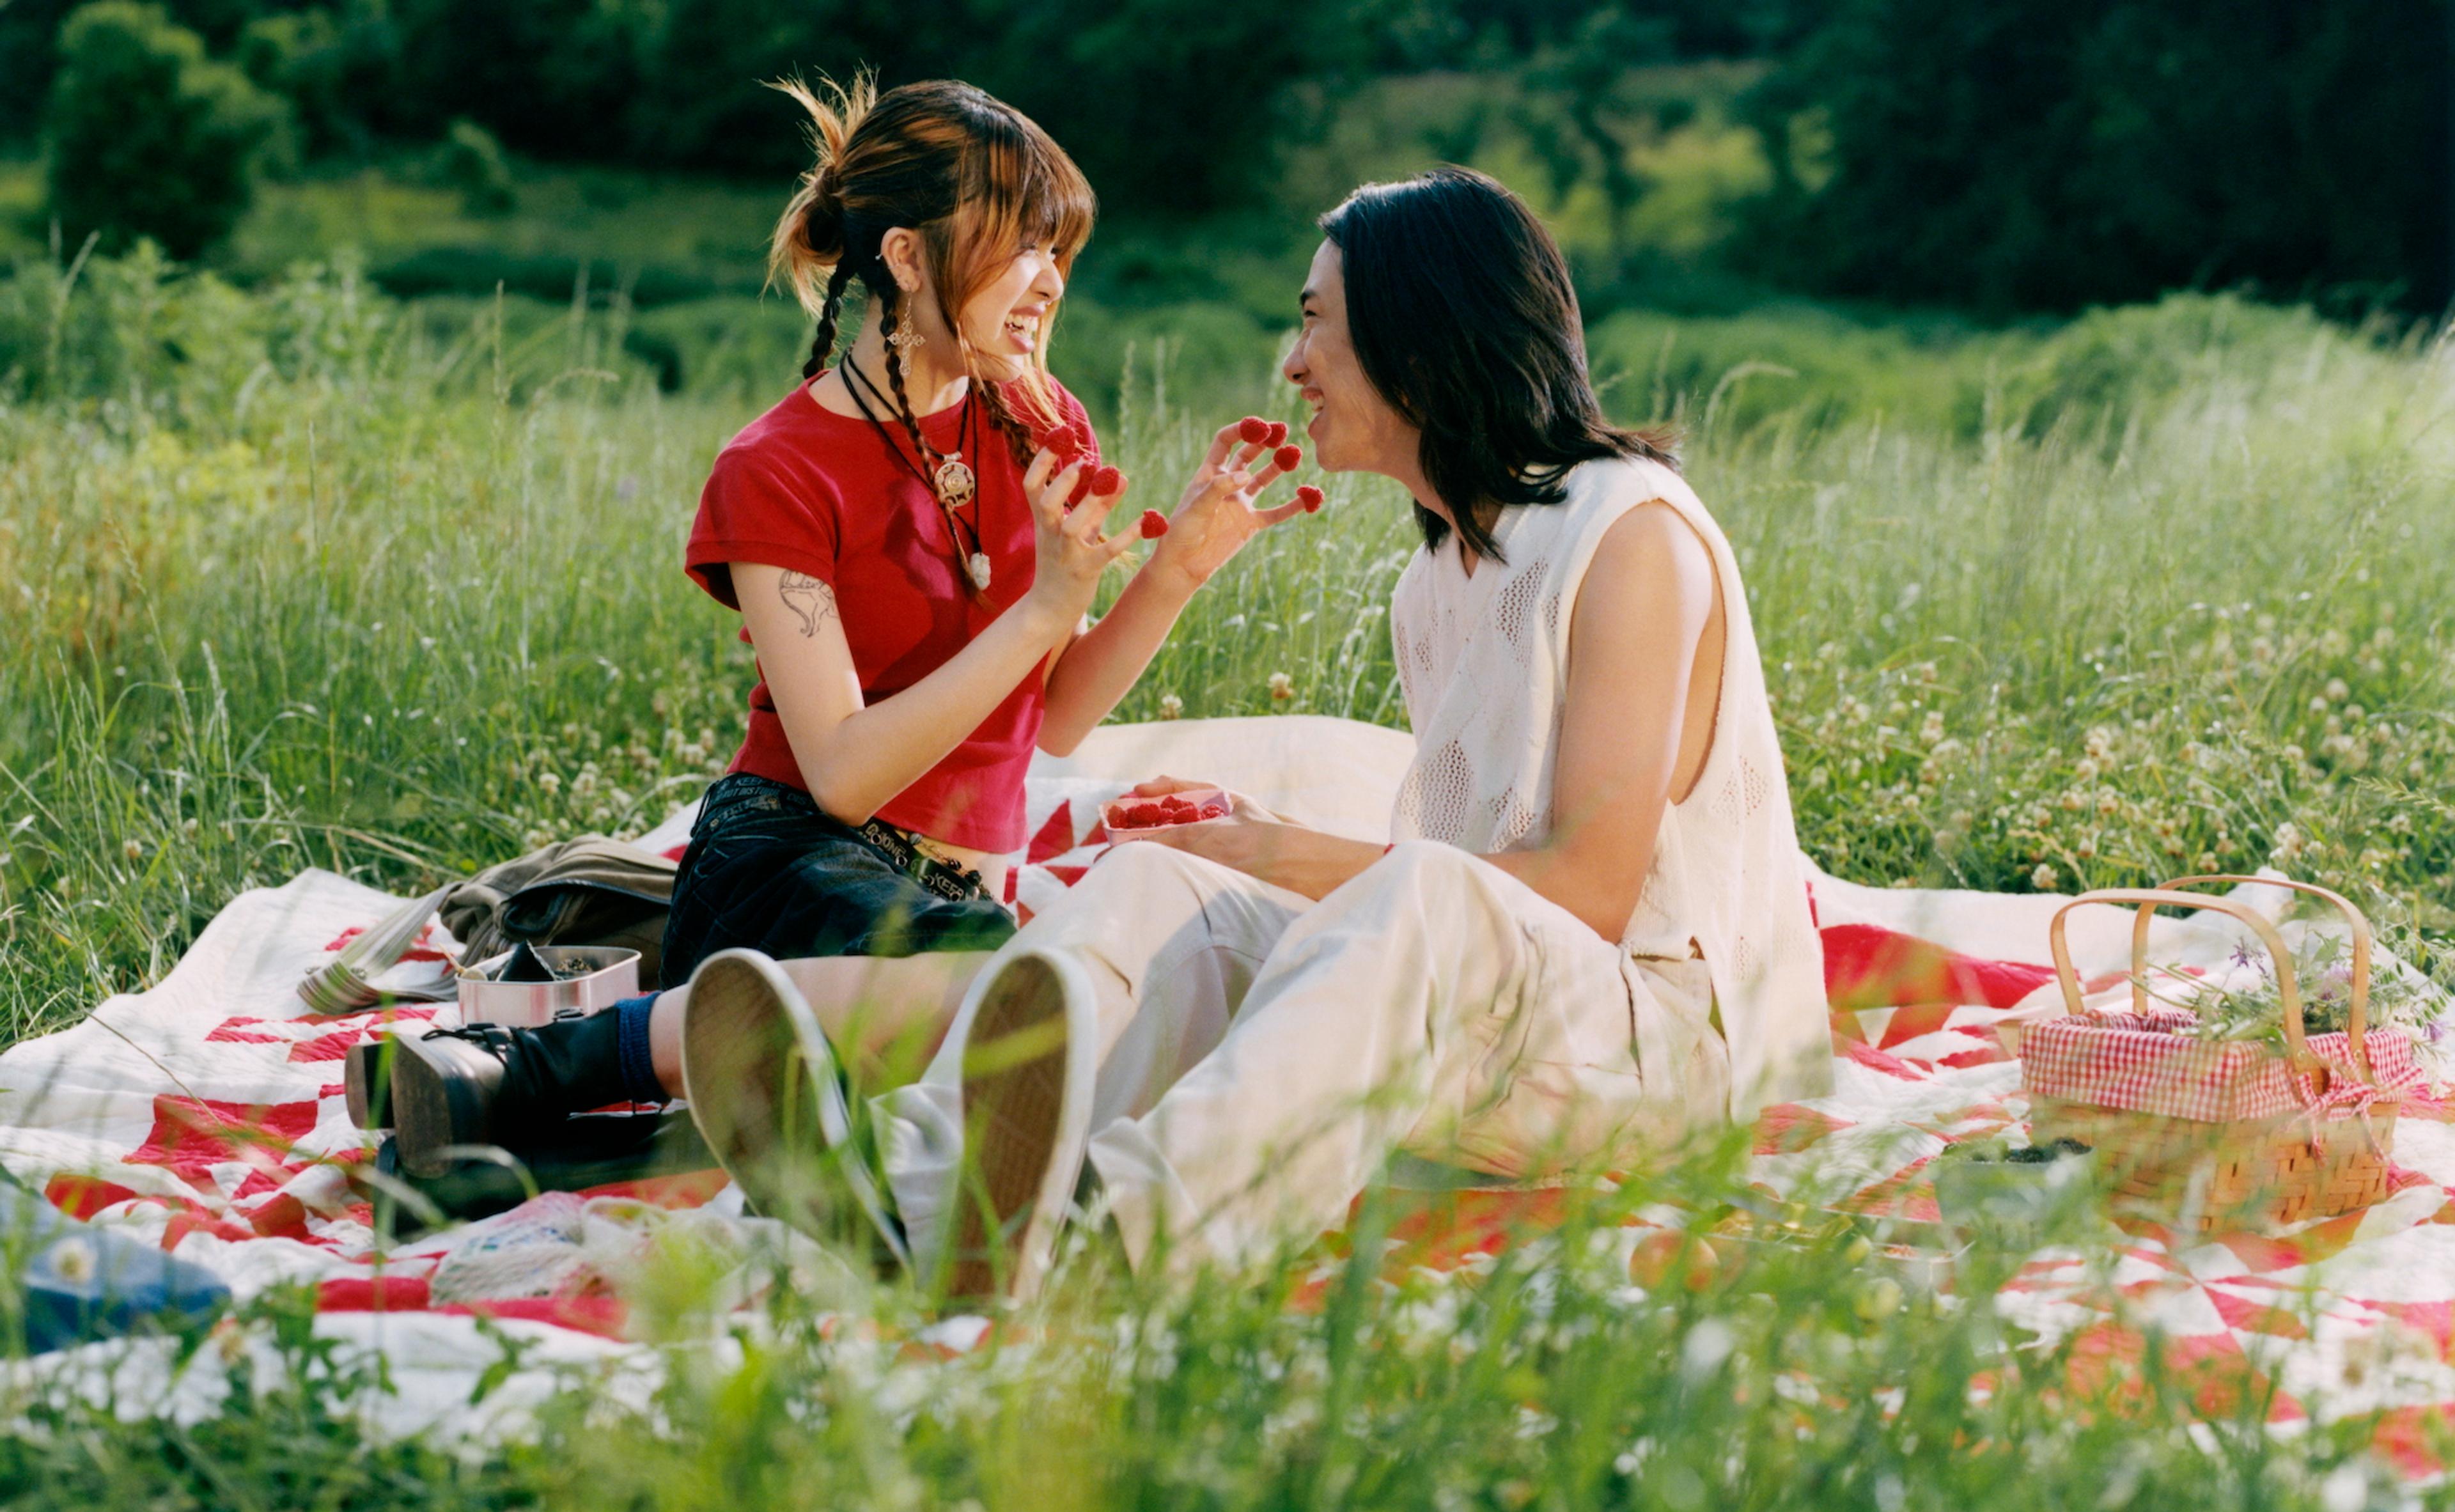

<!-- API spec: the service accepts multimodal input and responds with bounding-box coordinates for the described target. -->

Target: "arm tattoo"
[779,572,838,638]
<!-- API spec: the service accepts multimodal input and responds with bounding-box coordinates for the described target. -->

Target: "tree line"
[6,0,2446,313]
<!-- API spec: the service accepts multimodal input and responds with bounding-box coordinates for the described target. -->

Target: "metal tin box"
[456,947,641,1028]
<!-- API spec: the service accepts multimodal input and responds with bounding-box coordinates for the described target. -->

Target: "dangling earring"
[887,281,926,357]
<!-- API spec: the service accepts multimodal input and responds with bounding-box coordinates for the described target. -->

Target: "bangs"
[959,113,1098,267]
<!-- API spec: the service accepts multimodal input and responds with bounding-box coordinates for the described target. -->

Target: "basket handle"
[2047,888,2325,1077]
[2153,875,2373,1077]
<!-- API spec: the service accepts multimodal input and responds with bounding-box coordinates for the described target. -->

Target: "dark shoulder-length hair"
[1318,166,1674,563]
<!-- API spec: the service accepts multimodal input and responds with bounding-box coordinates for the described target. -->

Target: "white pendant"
[967,552,993,591]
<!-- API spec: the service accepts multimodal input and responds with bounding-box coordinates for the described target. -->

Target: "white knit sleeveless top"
[1388,456,1830,1116]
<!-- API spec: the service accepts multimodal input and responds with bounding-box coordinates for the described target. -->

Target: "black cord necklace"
[841,358,992,591]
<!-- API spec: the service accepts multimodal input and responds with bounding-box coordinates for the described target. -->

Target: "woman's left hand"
[1141,420,1316,589]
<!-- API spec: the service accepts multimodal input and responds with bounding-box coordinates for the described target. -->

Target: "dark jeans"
[658,774,1017,990]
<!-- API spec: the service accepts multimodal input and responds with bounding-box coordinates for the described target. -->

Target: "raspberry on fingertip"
[1273,444,1303,472]
[1092,464,1123,495]
[1237,416,1272,446]
[1264,420,1289,448]
[1295,484,1324,513]
[1139,510,1169,538]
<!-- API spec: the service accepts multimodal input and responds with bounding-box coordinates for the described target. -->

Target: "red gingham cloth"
[2023,1013,2425,1123]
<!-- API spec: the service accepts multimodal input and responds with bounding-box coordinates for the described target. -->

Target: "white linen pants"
[878,840,1727,1275]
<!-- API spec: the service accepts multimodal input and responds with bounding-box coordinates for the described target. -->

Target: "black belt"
[854,818,992,903]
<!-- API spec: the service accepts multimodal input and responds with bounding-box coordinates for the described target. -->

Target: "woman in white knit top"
[684,168,1830,1297]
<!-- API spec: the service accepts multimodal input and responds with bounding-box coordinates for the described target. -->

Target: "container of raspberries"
[1102,786,1233,836]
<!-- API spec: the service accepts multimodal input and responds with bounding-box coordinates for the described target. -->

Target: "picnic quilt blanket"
[4,715,2452,1463]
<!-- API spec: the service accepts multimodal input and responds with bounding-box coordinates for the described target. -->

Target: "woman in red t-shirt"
[374,78,1311,1177]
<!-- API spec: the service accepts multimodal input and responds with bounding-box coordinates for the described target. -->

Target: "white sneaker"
[679,949,908,1273]
[939,947,1097,1305]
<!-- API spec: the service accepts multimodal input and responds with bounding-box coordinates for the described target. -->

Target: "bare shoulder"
[1586,499,1714,598]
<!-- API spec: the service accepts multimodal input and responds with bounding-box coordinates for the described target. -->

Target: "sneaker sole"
[945,949,1095,1305]
[680,950,907,1270]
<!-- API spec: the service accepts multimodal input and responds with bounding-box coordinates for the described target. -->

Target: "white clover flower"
[1158,693,1183,721]
[2031,862,2060,890]
[1267,672,1293,703]
[47,1235,97,1284]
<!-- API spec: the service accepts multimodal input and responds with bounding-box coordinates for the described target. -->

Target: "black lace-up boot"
[387,1010,639,1178]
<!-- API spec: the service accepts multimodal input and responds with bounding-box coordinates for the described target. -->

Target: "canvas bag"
[439,836,679,983]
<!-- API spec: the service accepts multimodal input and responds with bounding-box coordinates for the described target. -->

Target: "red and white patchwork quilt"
[3,716,2451,1463]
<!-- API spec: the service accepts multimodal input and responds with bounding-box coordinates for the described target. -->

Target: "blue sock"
[612,993,665,1104]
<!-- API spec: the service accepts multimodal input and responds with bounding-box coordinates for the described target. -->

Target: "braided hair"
[874,298,937,481]
[800,258,859,382]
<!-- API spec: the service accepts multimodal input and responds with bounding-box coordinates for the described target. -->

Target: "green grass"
[2,252,2453,1504]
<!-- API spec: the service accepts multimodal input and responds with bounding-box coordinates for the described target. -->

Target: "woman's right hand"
[1020,448,1140,630]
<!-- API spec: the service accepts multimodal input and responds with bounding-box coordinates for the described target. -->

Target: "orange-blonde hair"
[768,75,1096,468]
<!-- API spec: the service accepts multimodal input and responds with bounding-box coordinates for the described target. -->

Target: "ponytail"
[767,74,874,318]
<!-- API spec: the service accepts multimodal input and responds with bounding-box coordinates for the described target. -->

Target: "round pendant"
[967,552,993,591]
[933,456,977,511]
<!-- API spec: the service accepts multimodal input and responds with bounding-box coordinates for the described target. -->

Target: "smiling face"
[956,242,1066,381]
[1284,240,1419,480]
[881,229,1070,387]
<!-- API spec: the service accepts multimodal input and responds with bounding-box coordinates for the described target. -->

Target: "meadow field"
[2,251,2452,1504]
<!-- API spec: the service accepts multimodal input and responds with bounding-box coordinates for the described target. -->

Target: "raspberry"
[1264,421,1288,448]
[1295,485,1324,513]
[1238,416,1272,446]
[1123,803,1166,827]
[1043,428,1082,460]
[1091,464,1123,495]
[1273,444,1302,472]
[1139,510,1169,539]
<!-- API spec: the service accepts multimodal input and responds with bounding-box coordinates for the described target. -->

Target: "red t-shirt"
[685,377,1098,852]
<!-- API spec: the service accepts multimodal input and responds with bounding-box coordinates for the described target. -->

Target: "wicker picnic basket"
[2022,875,2420,1235]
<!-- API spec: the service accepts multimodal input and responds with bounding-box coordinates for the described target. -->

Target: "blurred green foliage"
[1739,0,2451,313]
[0,0,2445,331]
[42,2,290,260]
